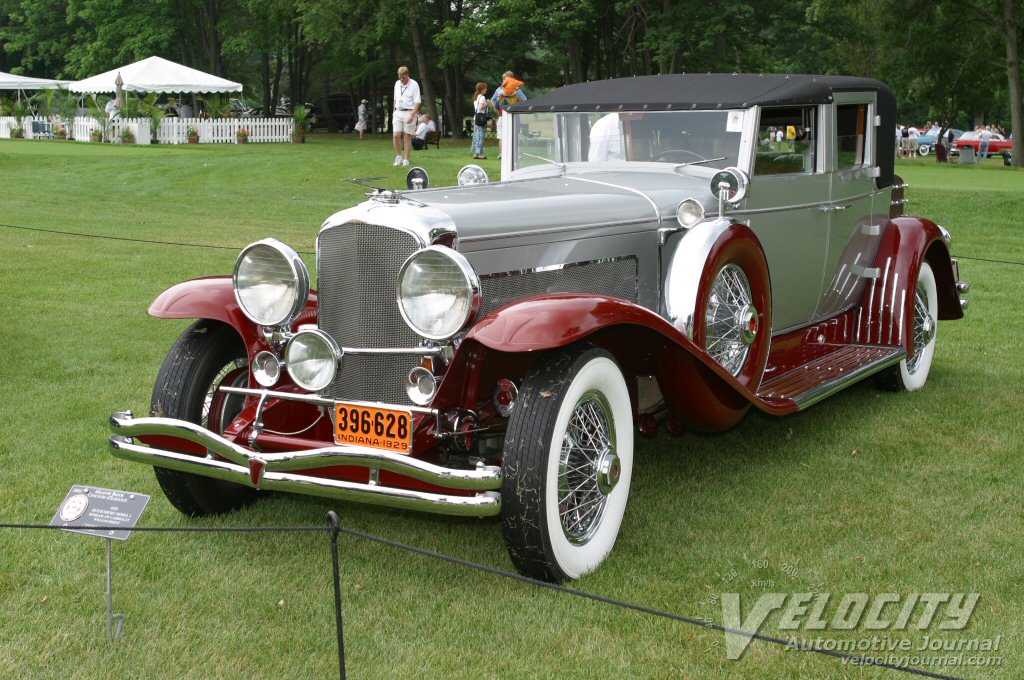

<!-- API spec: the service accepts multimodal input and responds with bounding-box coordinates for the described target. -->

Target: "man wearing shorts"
[392,66,421,167]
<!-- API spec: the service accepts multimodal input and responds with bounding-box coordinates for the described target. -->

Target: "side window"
[836,103,869,169]
[754,106,817,175]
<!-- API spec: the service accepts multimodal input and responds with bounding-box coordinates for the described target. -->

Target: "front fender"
[462,294,774,432]
[148,276,318,351]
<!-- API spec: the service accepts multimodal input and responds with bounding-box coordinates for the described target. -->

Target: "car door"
[815,94,887,324]
[742,105,830,333]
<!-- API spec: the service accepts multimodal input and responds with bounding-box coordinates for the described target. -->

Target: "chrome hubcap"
[558,391,616,545]
[706,264,755,376]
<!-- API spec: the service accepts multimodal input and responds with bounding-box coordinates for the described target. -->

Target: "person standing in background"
[355,99,368,140]
[392,66,421,166]
[471,82,489,159]
[492,71,526,159]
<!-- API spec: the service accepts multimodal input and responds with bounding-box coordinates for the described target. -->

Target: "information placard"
[51,486,150,541]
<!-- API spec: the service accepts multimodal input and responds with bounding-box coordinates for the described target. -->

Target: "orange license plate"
[334,403,412,453]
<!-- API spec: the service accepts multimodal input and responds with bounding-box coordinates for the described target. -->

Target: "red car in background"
[953,131,1012,156]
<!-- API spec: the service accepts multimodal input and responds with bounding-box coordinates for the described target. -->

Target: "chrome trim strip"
[878,257,891,344]
[898,289,906,345]
[110,436,500,517]
[565,176,663,226]
[109,411,500,492]
[728,188,887,217]
[341,346,446,357]
[217,386,438,416]
[458,217,653,244]
[794,349,905,410]
[888,272,898,345]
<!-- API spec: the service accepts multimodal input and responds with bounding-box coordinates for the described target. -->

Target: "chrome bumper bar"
[109,411,501,517]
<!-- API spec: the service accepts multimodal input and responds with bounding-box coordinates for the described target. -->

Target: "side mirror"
[710,167,749,217]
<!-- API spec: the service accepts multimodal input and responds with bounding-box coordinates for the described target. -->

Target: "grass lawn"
[0,136,1021,679]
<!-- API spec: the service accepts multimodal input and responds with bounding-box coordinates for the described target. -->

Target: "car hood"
[407,169,713,249]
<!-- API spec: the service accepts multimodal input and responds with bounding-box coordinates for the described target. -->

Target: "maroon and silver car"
[111,74,969,582]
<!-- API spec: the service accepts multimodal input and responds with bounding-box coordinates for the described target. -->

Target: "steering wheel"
[653,149,708,163]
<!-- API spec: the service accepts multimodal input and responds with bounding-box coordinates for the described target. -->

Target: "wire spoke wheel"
[558,392,615,544]
[501,346,633,582]
[907,277,934,374]
[705,263,754,376]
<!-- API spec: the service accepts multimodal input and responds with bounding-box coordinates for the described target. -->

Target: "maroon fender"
[857,217,961,355]
[148,276,319,354]
[462,294,774,432]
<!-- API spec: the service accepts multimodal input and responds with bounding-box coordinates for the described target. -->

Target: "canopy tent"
[68,56,241,94]
[0,71,71,90]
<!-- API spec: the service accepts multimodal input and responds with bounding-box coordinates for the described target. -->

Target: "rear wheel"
[151,320,259,515]
[877,261,938,391]
[501,346,633,582]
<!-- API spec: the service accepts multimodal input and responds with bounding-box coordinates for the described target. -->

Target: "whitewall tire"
[501,346,633,582]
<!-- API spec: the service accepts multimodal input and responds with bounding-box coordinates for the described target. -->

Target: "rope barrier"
[1,222,1018,268]
[1,519,965,679]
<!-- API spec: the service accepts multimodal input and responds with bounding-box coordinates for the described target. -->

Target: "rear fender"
[457,295,758,432]
[857,218,961,354]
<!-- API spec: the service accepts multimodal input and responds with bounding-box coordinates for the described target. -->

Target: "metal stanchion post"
[327,511,346,680]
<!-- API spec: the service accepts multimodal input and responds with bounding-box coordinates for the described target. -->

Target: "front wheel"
[877,261,938,391]
[500,346,634,582]
[151,320,259,515]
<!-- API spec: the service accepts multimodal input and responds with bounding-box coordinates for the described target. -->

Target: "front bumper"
[109,411,502,516]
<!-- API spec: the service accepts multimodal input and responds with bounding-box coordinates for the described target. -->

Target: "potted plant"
[90,128,104,143]
[10,126,25,139]
[187,126,200,144]
[120,128,136,144]
[54,125,68,140]
[236,127,250,144]
[291,105,314,143]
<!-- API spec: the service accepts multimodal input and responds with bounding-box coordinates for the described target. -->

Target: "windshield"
[513,110,745,171]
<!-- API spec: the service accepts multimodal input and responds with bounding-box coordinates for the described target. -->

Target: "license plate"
[334,403,412,453]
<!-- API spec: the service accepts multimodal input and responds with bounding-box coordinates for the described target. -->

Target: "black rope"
[0,222,1019,268]
[0,223,315,256]
[0,520,965,679]
[0,523,326,533]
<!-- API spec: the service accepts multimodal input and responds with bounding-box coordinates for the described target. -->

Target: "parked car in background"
[916,126,963,156]
[110,74,969,583]
[953,130,1012,156]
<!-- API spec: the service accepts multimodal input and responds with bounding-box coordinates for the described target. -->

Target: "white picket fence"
[158,117,292,144]
[2,115,293,144]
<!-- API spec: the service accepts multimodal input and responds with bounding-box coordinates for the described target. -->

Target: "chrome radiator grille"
[317,223,421,405]
[480,257,639,317]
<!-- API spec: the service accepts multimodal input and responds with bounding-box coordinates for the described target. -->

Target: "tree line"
[2,0,1021,161]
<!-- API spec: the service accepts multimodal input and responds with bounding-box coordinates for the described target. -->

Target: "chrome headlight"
[397,246,481,340]
[457,164,489,186]
[285,329,340,392]
[676,199,705,228]
[233,239,310,327]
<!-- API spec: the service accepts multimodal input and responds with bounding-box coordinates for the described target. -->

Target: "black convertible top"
[509,74,897,188]
[510,73,893,112]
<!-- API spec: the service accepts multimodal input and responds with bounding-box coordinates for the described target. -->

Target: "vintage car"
[953,130,1012,156]
[110,74,969,582]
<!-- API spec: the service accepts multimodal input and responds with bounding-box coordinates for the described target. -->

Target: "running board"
[757,345,905,410]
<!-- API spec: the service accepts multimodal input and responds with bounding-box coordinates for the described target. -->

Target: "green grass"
[0,137,1021,678]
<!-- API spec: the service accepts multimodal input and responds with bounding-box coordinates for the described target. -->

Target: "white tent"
[0,71,71,90]
[68,56,241,94]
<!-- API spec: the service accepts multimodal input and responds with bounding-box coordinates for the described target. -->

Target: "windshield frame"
[509,109,756,176]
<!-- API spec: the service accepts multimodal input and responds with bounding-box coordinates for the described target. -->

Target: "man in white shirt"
[392,65,421,166]
[412,114,437,150]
